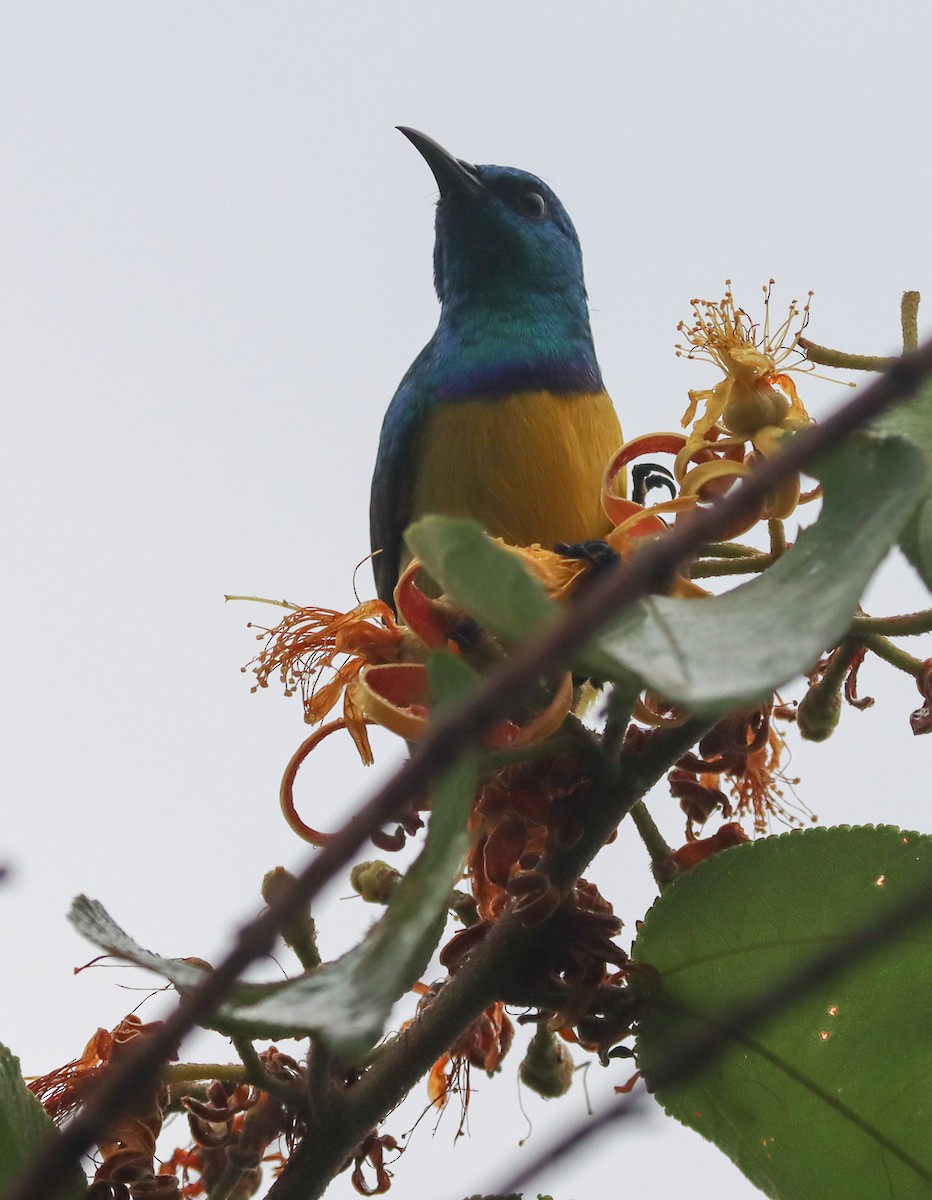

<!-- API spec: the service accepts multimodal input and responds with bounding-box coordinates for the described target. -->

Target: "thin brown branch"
[8,338,932,1200]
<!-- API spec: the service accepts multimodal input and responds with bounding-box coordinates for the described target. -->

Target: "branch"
[8,338,932,1200]
[799,339,896,372]
[852,607,932,637]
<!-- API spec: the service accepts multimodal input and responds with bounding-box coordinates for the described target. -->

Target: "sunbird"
[370,128,622,607]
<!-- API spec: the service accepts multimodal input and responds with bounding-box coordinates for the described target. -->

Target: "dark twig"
[7,340,932,1200]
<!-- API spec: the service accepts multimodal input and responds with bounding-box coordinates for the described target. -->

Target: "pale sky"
[3,4,932,1198]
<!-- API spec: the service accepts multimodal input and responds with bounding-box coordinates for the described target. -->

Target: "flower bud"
[798,672,842,742]
[261,867,320,969]
[350,860,401,905]
[519,1026,574,1099]
[723,382,790,437]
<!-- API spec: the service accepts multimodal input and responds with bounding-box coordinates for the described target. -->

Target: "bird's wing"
[369,363,431,607]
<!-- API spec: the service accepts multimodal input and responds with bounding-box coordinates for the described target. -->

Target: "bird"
[370,128,622,608]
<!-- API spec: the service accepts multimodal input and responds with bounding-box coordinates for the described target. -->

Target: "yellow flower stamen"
[675,280,816,445]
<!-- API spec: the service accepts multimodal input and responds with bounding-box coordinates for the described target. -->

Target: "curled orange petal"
[484,673,574,748]
[633,695,691,727]
[799,481,822,504]
[427,1054,451,1108]
[677,458,761,542]
[343,689,374,765]
[280,718,373,845]
[762,473,801,521]
[670,575,711,599]
[394,562,459,649]
[767,371,811,424]
[351,662,431,741]
[679,457,751,500]
[673,432,745,484]
[603,496,670,540]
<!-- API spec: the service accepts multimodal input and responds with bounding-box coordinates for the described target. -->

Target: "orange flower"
[726,723,807,835]
[29,1014,165,1123]
[246,599,406,726]
[424,1000,514,1116]
[676,280,814,442]
[246,596,415,772]
[671,704,811,838]
[671,282,833,530]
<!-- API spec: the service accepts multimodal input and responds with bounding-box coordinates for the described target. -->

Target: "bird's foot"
[554,538,620,577]
[631,462,677,505]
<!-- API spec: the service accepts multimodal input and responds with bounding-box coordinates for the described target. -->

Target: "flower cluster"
[31,1018,305,1200]
[33,284,930,1199]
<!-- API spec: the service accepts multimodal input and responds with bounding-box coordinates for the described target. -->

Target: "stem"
[823,637,862,692]
[852,607,932,637]
[161,1062,247,1086]
[689,513,786,579]
[799,337,896,372]
[798,637,859,741]
[307,1039,337,1117]
[860,632,925,677]
[233,1036,308,1110]
[697,541,761,559]
[224,594,302,611]
[262,868,321,970]
[629,801,673,877]
[601,682,638,764]
[691,552,776,578]
[206,1161,253,1200]
[902,291,921,351]
[849,609,930,638]
[801,291,920,368]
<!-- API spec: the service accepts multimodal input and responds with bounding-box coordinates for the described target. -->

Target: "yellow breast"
[410,389,622,550]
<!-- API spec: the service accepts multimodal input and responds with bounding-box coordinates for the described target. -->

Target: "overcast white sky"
[3,4,932,1198]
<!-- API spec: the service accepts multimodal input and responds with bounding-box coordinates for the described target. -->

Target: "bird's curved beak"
[397,127,486,199]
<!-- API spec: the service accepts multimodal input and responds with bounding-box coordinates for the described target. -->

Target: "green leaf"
[406,435,926,715]
[405,514,632,684]
[406,515,558,642]
[71,652,479,1061]
[69,895,217,986]
[587,433,927,713]
[633,825,932,1200]
[876,375,932,588]
[0,1043,85,1198]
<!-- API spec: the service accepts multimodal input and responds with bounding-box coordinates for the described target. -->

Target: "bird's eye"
[518,190,547,219]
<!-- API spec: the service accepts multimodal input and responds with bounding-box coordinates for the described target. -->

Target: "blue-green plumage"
[370,129,621,606]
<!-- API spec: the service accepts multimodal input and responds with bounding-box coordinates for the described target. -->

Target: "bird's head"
[398,128,587,308]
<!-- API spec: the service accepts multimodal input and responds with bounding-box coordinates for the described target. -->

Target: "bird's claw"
[554,538,620,576]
